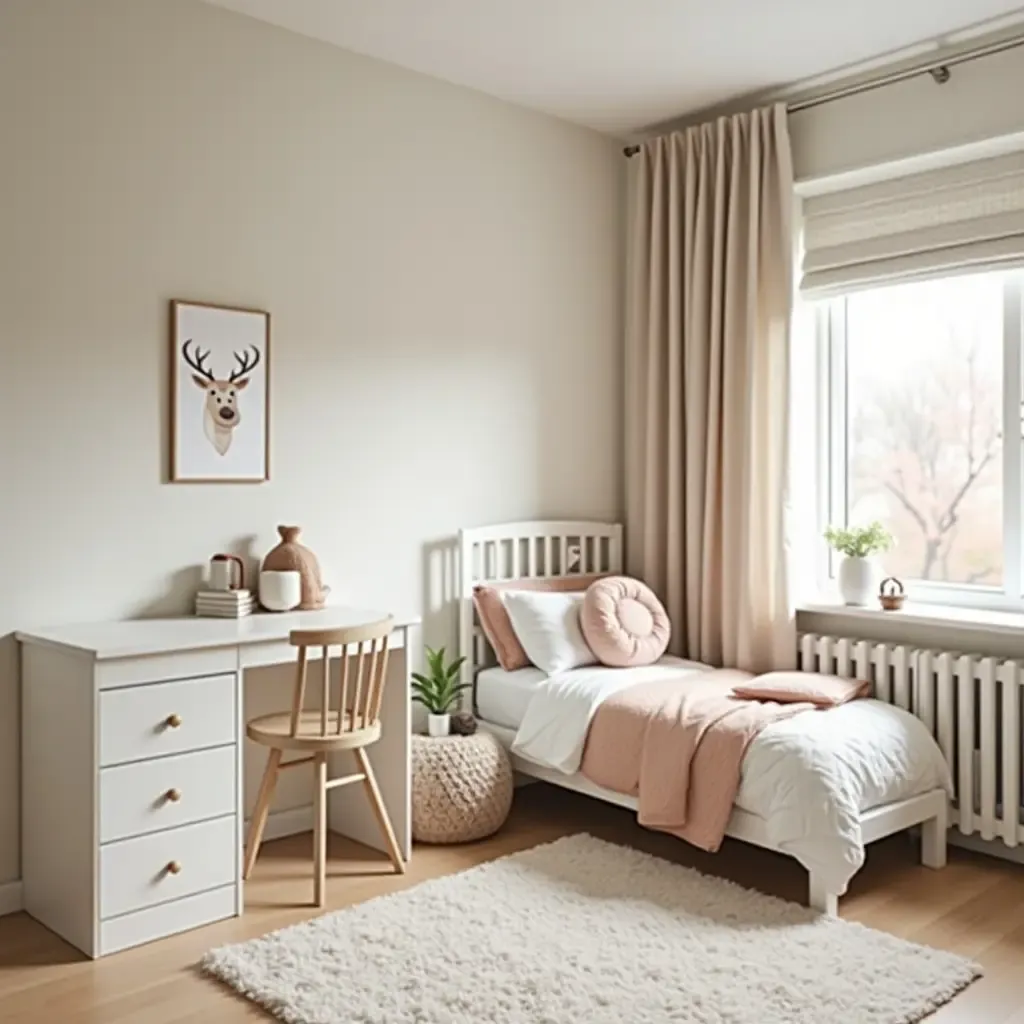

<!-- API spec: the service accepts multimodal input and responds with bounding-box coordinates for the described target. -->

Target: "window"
[818,270,1024,608]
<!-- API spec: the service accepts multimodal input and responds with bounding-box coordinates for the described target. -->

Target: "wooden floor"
[2,783,1024,1023]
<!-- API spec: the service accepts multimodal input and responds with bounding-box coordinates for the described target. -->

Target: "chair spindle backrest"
[287,617,394,738]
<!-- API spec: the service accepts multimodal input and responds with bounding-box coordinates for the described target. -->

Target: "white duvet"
[512,657,952,894]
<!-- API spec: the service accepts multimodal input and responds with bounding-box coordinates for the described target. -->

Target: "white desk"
[16,607,420,958]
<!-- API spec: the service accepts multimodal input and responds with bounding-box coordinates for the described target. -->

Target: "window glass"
[845,274,1004,587]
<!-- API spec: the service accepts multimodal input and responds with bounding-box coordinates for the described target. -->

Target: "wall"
[635,30,1024,185]
[0,0,624,887]
[789,43,1024,184]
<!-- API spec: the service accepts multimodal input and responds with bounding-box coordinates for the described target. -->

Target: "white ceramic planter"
[838,556,879,607]
[427,713,451,738]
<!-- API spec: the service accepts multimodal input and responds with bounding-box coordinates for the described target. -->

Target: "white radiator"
[799,633,1023,848]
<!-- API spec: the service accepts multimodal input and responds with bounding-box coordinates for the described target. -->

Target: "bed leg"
[807,873,839,916]
[921,801,948,870]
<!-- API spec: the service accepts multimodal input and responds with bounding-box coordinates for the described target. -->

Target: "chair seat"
[246,710,381,751]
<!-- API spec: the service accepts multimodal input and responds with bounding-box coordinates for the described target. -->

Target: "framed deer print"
[169,300,270,482]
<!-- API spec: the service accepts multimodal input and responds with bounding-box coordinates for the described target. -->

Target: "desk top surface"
[16,606,420,661]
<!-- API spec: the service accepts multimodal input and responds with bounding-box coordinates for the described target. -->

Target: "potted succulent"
[412,646,469,737]
[824,522,894,606]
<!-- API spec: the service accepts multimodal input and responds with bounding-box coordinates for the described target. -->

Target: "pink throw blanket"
[579,669,815,851]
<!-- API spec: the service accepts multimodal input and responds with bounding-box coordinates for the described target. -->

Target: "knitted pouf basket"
[412,731,514,843]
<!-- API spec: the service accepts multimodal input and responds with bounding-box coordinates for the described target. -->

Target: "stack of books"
[195,589,254,619]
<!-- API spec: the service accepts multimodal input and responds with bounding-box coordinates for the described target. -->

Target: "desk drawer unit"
[100,746,237,843]
[99,673,236,766]
[100,815,237,920]
[20,646,244,958]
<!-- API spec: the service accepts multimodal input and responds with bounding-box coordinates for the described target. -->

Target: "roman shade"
[800,150,1024,297]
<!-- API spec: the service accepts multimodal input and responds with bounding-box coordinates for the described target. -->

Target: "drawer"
[100,884,237,956]
[100,815,237,919]
[99,674,236,766]
[100,746,237,843]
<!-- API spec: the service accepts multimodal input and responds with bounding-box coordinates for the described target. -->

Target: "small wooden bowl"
[878,577,905,611]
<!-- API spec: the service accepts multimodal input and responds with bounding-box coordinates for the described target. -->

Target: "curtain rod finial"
[623,144,641,158]
[930,65,951,84]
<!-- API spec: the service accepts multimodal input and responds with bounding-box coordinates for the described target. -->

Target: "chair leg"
[243,748,282,881]
[313,752,328,908]
[356,747,406,874]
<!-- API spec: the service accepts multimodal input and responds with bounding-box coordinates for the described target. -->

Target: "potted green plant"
[412,646,469,737]
[824,522,894,606]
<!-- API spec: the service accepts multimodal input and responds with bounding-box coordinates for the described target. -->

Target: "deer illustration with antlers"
[181,339,261,456]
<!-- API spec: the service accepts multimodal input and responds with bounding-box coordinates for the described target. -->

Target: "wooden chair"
[242,616,405,905]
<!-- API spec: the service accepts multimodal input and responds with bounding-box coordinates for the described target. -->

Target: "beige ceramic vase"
[261,526,330,610]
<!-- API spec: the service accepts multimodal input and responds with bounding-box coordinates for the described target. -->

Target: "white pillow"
[501,590,596,675]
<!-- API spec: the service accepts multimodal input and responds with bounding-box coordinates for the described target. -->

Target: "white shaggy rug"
[203,834,980,1024]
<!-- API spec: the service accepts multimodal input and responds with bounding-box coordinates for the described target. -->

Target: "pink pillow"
[732,672,869,707]
[580,576,671,668]
[473,574,608,671]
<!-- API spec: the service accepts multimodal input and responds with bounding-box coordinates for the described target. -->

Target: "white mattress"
[475,666,547,730]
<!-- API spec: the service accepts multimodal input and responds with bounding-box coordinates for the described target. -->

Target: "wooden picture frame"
[169,299,271,483]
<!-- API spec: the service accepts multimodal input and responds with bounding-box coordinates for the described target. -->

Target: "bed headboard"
[457,520,623,688]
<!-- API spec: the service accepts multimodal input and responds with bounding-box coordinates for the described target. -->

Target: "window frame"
[816,271,1024,612]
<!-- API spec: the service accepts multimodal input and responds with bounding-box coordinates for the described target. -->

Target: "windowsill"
[797,599,1024,638]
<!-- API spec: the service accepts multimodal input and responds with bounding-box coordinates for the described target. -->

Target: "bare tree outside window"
[844,274,1004,587]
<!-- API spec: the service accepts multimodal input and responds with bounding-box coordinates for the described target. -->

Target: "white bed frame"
[458,519,949,916]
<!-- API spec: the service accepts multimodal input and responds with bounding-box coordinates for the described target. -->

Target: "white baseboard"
[0,880,24,918]
[513,771,539,789]
[249,804,314,842]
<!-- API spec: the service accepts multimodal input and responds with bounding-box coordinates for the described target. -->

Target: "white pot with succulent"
[824,522,894,607]
[412,646,470,738]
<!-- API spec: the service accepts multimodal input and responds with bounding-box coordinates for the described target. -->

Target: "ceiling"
[203,0,1024,135]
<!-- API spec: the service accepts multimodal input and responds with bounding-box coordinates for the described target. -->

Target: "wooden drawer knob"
[165,714,182,729]
[166,861,182,875]
[165,788,182,803]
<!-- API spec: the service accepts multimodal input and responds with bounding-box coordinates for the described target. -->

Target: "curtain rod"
[623,30,1024,157]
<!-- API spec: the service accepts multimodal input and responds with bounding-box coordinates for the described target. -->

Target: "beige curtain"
[625,103,795,673]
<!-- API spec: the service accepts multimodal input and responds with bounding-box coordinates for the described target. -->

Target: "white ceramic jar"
[259,570,302,612]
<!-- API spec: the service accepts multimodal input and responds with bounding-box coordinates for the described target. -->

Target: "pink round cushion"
[580,576,671,668]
